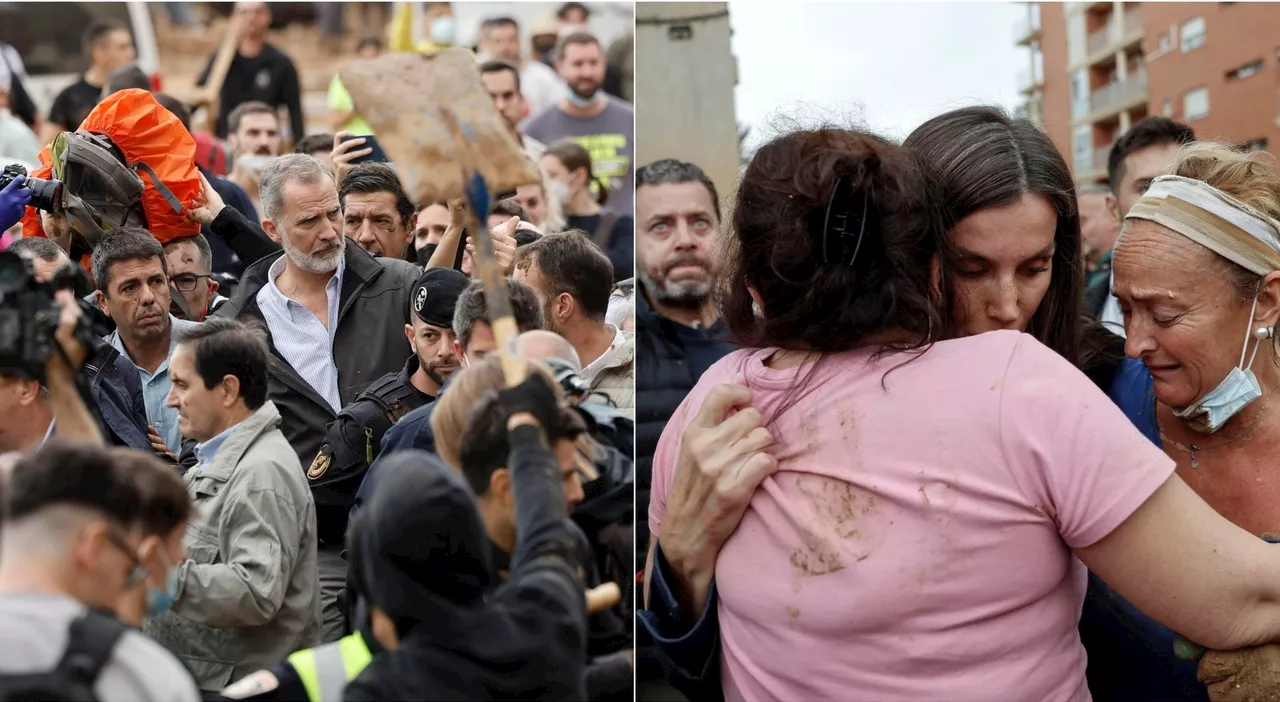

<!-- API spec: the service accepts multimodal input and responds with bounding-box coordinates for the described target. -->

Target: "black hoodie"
[343,439,588,701]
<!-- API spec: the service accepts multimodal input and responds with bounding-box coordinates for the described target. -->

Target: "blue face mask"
[1173,294,1265,434]
[565,84,598,109]
[145,551,181,617]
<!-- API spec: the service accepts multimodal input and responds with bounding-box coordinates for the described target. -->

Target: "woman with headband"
[643,126,1280,702]
[1104,143,1280,699]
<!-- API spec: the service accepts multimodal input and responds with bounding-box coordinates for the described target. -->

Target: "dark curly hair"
[720,127,943,357]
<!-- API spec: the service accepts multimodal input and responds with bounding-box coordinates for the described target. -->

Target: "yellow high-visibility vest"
[288,632,373,702]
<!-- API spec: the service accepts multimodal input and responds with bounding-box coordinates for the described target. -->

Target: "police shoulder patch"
[220,669,279,699]
[308,450,332,480]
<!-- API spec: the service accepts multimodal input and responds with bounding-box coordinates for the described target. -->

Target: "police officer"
[305,267,470,615]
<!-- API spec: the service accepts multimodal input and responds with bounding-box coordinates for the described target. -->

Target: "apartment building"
[1023,1,1280,185]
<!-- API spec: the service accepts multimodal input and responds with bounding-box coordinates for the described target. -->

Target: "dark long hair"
[720,127,943,356]
[903,105,1084,368]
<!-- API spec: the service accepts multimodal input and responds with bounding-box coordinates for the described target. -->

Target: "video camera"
[0,251,108,381]
[0,164,64,213]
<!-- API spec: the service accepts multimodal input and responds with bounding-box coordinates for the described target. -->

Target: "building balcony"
[1017,67,1044,95]
[1084,6,1145,64]
[1013,13,1040,46]
[1088,68,1148,120]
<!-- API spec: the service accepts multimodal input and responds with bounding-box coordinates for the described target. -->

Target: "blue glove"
[0,176,31,233]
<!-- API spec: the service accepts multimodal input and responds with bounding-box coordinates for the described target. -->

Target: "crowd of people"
[0,2,634,700]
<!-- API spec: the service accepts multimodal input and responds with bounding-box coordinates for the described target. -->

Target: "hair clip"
[821,175,871,266]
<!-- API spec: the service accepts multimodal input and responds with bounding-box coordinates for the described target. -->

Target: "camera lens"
[24,177,63,213]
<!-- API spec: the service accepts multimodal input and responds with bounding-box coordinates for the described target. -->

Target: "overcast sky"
[731,2,1027,150]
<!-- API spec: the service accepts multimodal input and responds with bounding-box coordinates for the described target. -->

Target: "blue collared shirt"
[255,254,345,413]
[193,420,240,467]
[106,316,199,453]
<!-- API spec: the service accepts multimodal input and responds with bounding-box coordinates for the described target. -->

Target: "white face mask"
[236,153,272,174]
[547,178,573,207]
[430,16,456,46]
[1173,293,1266,434]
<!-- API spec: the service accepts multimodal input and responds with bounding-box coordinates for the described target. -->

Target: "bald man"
[517,329,582,370]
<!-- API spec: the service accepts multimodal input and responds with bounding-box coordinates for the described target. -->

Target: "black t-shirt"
[48,77,103,130]
[197,44,304,141]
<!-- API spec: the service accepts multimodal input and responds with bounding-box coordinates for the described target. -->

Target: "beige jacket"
[586,331,634,414]
[145,401,321,691]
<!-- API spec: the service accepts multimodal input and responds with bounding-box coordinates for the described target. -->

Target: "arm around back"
[998,335,1280,652]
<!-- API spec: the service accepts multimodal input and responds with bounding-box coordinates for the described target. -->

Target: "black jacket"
[635,290,714,568]
[201,169,275,278]
[196,43,305,141]
[214,239,421,546]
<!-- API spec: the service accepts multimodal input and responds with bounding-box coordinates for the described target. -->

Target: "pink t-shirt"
[649,330,1174,702]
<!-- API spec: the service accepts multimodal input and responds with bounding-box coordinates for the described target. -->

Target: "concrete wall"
[634,2,741,201]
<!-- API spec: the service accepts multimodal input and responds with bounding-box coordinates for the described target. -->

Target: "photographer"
[0,279,104,452]
[6,238,154,455]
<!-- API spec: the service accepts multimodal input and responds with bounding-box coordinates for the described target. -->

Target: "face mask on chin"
[1173,293,1267,434]
[236,153,272,175]
[565,84,598,109]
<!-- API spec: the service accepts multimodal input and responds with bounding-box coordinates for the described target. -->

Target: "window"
[1183,87,1210,120]
[1162,99,1174,117]
[1070,69,1091,119]
[1226,59,1264,81]
[1157,33,1170,52]
[1074,125,1093,172]
[1181,16,1206,52]
[1238,139,1268,153]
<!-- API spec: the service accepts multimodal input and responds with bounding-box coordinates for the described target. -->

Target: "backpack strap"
[591,211,621,249]
[131,161,186,215]
[56,609,128,700]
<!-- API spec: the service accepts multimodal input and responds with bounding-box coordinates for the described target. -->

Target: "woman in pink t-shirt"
[645,128,1280,702]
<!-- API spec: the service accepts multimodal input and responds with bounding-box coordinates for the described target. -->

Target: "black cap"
[410,268,470,327]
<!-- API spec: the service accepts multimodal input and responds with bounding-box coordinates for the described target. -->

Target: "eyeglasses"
[171,273,212,292]
[104,527,148,589]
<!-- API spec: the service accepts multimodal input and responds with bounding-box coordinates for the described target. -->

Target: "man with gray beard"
[634,158,734,700]
[633,158,734,555]
[214,153,419,644]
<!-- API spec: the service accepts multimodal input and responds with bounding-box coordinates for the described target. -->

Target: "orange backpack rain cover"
[21,89,201,247]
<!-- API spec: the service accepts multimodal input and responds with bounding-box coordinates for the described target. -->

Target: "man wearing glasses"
[164,235,229,322]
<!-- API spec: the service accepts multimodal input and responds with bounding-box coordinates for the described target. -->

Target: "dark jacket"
[201,168,273,278]
[1084,250,1113,319]
[214,239,420,547]
[84,337,152,454]
[310,355,433,535]
[635,289,733,570]
[492,520,632,702]
[343,437,587,701]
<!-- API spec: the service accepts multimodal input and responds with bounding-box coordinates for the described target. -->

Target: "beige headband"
[1122,175,1280,276]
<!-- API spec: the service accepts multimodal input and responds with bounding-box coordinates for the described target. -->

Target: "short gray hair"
[259,153,333,223]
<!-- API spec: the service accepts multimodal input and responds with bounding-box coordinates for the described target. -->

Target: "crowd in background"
[0,2,635,700]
